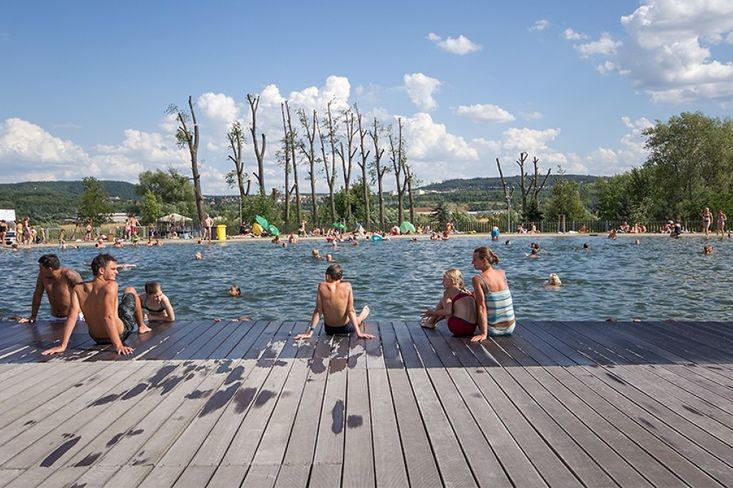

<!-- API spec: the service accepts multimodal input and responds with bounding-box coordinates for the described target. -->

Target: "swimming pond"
[1,235,731,323]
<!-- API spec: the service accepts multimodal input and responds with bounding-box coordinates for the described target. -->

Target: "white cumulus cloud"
[427,32,482,55]
[197,92,240,124]
[530,20,550,32]
[455,104,515,123]
[403,73,441,111]
[575,32,622,58]
[0,118,88,164]
[563,28,588,41]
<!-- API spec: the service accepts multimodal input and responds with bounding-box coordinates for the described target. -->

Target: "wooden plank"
[94,361,221,469]
[341,364,375,487]
[468,367,584,487]
[363,316,384,370]
[273,465,310,488]
[103,465,153,488]
[175,320,243,360]
[378,322,402,369]
[198,320,253,359]
[64,464,121,488]
[542,365,723,487]
[207,465,248,488]
[366,367,409,488]
[506,366,653,486]
[424,367,512,487]
[3,361,157,469]
[137,465,185,488]
[562,365,733,486]
[173,465,216,487]
[145,320,216,360]
[241,464,279,488]
[385,368,442,487]
[86,319,194,362]
[308,463,341,488]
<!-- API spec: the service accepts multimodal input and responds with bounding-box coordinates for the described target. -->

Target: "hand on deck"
[357,331,375,340]
[471,333,487,343]
[294,331,313,341]
[17,317,35,324]
[116,344,134,355]
[41,345,66,356]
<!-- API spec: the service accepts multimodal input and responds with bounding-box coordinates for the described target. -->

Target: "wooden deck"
[0,318,731,487]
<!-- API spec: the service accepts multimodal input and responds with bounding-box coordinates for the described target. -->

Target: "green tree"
[139,190,163,224]
[644,112,733,219]
[77,177,112,225]
[545,168,589,223]
[137,169,196,217]
[430,200,452,228]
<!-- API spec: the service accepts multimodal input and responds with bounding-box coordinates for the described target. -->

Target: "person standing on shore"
[702,207,713,236]
[716,209,727,238]
[202,213,214,242]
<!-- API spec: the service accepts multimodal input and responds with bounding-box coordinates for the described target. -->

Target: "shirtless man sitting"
[18,254,83,325]
[295,264,374,340]
[42,253,151,356]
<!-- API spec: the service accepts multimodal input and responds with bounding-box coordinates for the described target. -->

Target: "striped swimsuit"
[480,276,516,336]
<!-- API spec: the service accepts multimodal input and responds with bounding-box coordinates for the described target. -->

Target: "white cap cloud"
[427,33,482,55]
[569,0,733,104]
[403,73,441,111]
[530,20,550,32]
[455,104,515,123]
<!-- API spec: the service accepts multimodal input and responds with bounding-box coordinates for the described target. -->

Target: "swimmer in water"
[545,273,562,289]
[228,284,241,296]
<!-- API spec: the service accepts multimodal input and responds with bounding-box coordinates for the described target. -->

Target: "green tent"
[400,221,416,234]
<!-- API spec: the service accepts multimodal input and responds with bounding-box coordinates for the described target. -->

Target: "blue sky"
[1,0,732,193]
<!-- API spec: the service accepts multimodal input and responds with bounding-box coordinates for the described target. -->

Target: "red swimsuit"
[447,291,477,336]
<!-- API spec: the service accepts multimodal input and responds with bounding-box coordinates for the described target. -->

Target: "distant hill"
[419,174,605,192]
[0,180,139,222]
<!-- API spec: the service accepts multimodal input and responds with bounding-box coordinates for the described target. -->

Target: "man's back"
[318,280,352,327]
[75,279,119,338]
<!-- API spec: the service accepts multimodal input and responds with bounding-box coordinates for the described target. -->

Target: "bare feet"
[357,305,370,324]
[420,319,437,329]
[138,324,152,334]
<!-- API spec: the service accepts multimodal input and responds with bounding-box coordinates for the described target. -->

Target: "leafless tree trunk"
[323,102,339,223]
[336,107,357,224]
[354,105,371,230]
[285,101,302,227]
[317,106,338,223]
[298,108,319,226]
[167,96,203,224]
[503,152,551,219]
[280,103,292,226]
[389,118,408,224]
[495,157,514,212]
[226,121,248,217]
[247,94,266,196]
[369,117,387,230]
[406,163,415,224]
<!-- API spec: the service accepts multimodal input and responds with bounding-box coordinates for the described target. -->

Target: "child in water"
[420,268,477,336]
[140,281,176,322]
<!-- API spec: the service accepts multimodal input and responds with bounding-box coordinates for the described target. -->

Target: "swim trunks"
[489,322,516,337]
[324,322,356,335]
[50,312,85,322]
[447,316,476,336]
[89,292,136,345]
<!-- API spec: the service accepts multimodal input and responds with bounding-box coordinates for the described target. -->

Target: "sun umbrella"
[400,221,416,234]
[255,215,269,229]
[268,224,281,236]
[332,222,346,230]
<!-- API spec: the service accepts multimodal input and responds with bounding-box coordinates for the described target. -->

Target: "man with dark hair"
[42,253,151,356]
[295,264,374,340]
[18,254,83,325]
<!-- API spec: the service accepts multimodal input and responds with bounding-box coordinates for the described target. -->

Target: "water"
[1,235,731,322]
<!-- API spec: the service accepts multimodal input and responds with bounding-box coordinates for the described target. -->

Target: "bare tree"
[335,107,357,224]
[225,121,250,218]
[285,101,302,226]
[405,163,416,224]
[318,102,340,223]
[354,104,371,230]
[369,117,388,230]
[247,94,266,195]
[298,108,319,226]
[497,152,551,221]
[280,103,292,226]
[388,117,408,224]
[495,156,515,230]
[167,96,204,224]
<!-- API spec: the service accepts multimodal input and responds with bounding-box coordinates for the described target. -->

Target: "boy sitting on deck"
[295,264,374,340]
[42,253,151,356]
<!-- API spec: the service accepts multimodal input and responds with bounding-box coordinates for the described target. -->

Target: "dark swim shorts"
[90,292,136,345]
[324,322,356,335]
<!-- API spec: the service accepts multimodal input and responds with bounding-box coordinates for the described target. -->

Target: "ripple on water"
[1,235,731,322]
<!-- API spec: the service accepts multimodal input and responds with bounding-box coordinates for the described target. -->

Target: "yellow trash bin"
[216,224,227,241]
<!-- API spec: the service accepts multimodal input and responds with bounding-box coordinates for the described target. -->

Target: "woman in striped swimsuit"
[471,246,516,342]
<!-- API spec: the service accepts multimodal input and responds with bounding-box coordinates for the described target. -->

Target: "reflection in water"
[1,236,730,322]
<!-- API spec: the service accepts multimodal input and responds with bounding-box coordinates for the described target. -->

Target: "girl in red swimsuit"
[420,268,478,336]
